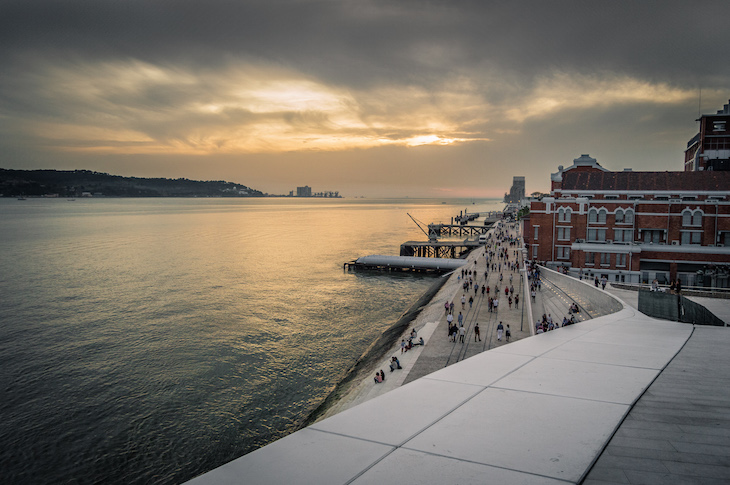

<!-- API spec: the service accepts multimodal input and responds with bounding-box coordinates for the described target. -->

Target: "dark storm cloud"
[1,0,729,196]
[2,0,728,90]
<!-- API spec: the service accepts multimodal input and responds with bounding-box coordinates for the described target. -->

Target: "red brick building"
[524,154,730,288]
[685,99,730,171]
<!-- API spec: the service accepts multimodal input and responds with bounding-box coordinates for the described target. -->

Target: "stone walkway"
[321,220,532,418]
[583,325,730,485]
[321,219,589,419]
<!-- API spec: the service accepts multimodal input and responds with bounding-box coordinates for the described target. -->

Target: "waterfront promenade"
[188,220,730,484]
[320,219,551,417]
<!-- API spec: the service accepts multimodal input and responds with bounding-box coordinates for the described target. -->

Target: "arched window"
[598,208,607,224]
[625,209,634,224]
[682,209,692,226]
[588,208,597,223]
[683,209,703,227]
[615,209,624,223]
[692,210,702,226]
[557,208,572,223]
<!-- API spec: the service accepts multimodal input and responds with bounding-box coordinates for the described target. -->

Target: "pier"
[427,221,491,238]
[399,239,480,258]
[399,209,503,258]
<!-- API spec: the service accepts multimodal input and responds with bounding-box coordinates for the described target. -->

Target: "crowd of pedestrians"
[444,220,526,347]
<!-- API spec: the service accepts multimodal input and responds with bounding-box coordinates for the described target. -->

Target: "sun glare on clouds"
[16,59,486,155]
[9,58,702,158]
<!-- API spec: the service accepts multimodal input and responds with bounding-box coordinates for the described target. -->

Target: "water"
[0,197,503,484]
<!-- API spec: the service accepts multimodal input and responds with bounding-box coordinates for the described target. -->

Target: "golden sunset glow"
[19,60,494,155]
[22,59,707,159]
[2,1,727,197]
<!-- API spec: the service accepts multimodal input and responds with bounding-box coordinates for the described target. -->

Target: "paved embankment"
[584,325,730,484]
[320,220,529,418]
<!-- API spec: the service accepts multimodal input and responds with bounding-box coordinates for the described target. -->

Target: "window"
[692,211,702,226]
[557,227,571,240]
[557,247,570,259]
[682,209,703,227]
[615,209,624,223]
[682,209,692,226]
[532,246,538,258]
[600,253,610,266]
[557,208,572,222]
[587,228,606,242]
[588,208,597,223]
[614,229,634,242]
[534,226,539,240]
[598,208,607,223]
[625,209,634,224]
[617,254,627,267]
[643,230,663,244]
[681,231,702,245]
[585,252,595,265]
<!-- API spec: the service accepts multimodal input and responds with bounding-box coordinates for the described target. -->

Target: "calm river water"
[0,197,502,483]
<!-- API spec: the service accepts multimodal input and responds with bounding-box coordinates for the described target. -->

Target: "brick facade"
[525,154,730,288]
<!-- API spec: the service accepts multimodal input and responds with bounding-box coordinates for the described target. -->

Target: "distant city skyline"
[1,1,729,197]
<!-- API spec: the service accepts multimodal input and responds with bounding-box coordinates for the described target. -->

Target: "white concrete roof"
[354,255,467,270]
[187,303,693,484]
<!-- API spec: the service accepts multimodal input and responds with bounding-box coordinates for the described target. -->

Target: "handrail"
[611,282,730,298]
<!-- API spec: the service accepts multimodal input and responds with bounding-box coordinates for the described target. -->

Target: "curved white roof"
[354,255,467,270]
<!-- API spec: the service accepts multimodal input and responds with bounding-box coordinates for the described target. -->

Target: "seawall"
[301,271,453,426]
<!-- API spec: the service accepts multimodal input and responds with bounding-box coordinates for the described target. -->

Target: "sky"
[1,0,729,197]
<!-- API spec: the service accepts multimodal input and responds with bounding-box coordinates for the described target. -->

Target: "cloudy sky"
[1,0,729,197]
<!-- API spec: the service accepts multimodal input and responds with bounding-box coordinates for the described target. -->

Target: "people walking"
[474,322,481,341]
[497,321,504,341]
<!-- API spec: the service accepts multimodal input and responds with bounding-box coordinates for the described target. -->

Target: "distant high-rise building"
[685,99,730,171]
[296,186,312,197]
[504,176,525,203]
